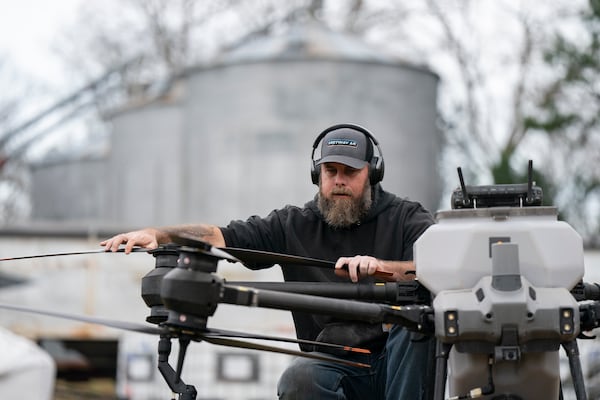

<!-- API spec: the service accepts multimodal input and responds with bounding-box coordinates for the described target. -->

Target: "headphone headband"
[310,123,384,185]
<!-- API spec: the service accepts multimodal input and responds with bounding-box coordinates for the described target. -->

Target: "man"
[102,123,435,399]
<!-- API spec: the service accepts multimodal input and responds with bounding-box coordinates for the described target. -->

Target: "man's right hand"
[101,228,168,254]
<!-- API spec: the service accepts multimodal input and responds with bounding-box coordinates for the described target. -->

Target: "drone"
[0,160,599,400]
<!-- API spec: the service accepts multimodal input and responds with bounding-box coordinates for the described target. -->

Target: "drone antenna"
[526,160,534,205]
[457,167,471,207]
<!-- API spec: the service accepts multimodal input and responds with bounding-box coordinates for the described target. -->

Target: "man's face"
[317,162,372,228]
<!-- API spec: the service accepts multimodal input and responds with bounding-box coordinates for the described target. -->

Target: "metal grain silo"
[173,20,441,226]
[91,19,441,227]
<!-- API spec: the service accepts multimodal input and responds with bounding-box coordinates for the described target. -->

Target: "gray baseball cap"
[316,128,373,169]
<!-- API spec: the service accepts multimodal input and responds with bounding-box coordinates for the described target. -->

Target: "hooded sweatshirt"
[220,184,434,352]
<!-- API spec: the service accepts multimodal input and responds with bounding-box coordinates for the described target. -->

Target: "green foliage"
[523,114,579,133]
[519,0,600,240]
[490,154,557,208]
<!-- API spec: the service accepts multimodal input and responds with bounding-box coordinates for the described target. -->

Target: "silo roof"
[215,19,412,67]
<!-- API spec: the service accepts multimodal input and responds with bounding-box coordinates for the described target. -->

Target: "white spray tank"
[416,206,584,294]
[414,163,585,399]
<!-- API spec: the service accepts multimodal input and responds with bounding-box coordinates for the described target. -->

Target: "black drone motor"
[142,245,180,324]
[160,244,224,331]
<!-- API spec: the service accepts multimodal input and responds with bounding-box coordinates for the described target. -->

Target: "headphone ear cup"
[369,157,384,184]
[377,157,385,182]
[311,161,319,185]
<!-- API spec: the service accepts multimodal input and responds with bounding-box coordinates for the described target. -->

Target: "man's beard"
[317,181,373,229]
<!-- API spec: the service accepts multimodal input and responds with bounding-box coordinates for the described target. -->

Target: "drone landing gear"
[562,340,587,400]
[158,335,197,400]
[433,341,451,400]
[432,339,589,400]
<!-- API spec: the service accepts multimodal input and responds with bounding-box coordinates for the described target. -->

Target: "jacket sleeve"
[400,202,436,260]
[220,209,288,269]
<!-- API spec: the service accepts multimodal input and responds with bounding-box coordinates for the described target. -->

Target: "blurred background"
[0,0,599,399]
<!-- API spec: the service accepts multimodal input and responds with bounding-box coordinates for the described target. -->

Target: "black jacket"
[221,184,434,351]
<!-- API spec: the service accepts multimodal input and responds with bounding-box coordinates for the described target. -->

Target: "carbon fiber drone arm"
[221,283,435,334]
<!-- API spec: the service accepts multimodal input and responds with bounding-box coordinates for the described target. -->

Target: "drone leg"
[433,340,452,400]
[157,336,197,400]
[175,337,191,384]
[562,340,587,400]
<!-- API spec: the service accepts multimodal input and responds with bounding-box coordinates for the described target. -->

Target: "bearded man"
[101,124,435,400]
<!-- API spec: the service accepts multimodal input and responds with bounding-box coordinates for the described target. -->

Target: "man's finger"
[337,263,393,280]
[125,240,136,254]
[334,269,350,279]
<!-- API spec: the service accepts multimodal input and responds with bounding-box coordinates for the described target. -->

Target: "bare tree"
[53,0,314,97]
[329,0,598,240]
[46,0,599,241]
[0,58,34,224]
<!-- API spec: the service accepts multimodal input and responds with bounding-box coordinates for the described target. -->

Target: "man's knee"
[278,361,309,394]
[277,358,343,399]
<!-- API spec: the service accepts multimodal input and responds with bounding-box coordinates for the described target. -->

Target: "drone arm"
[222,284,383,322]
[222,284,433,333]
[226,280,430,304]
[571,281,600,301]
[578,301,600,332]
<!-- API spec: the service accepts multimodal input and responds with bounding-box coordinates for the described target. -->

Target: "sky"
[0,0,83,88]
[0,0,597,235]
[0,1,95,160]
[0,0,590,165]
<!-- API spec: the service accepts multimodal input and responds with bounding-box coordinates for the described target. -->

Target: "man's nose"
[334,171,348,185]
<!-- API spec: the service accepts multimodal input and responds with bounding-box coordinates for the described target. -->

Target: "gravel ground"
[53,378,118,400]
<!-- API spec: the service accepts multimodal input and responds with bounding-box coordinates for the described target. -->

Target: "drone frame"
[1,161,599,399]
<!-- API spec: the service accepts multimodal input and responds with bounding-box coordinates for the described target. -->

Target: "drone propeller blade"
[0,247,148,262]
[220,247,333,267]
[169,233,332,267]
[0,302,167,335]
[170,234,240,262]
[203,327,370,354]
[220,247,393,278]
[200,335,370,368]
[0,304,369,358]
[167,234,392,277]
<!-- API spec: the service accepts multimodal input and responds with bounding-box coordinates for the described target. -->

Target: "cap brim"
[316,155,368,169]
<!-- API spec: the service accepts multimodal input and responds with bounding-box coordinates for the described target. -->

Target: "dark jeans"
[277,326,434,400]
[385,325,435,400]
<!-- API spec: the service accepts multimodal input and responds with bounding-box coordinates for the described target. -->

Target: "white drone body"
[416,206,584,399]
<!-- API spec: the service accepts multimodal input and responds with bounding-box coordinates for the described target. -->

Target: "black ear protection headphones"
[310,123,385,185]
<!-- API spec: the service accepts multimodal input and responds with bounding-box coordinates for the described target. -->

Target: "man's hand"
[334,256,416,283]
[101,228,168,254]
[100,224,225,254]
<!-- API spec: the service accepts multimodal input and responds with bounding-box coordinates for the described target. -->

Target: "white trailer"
[0,225,296,400]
